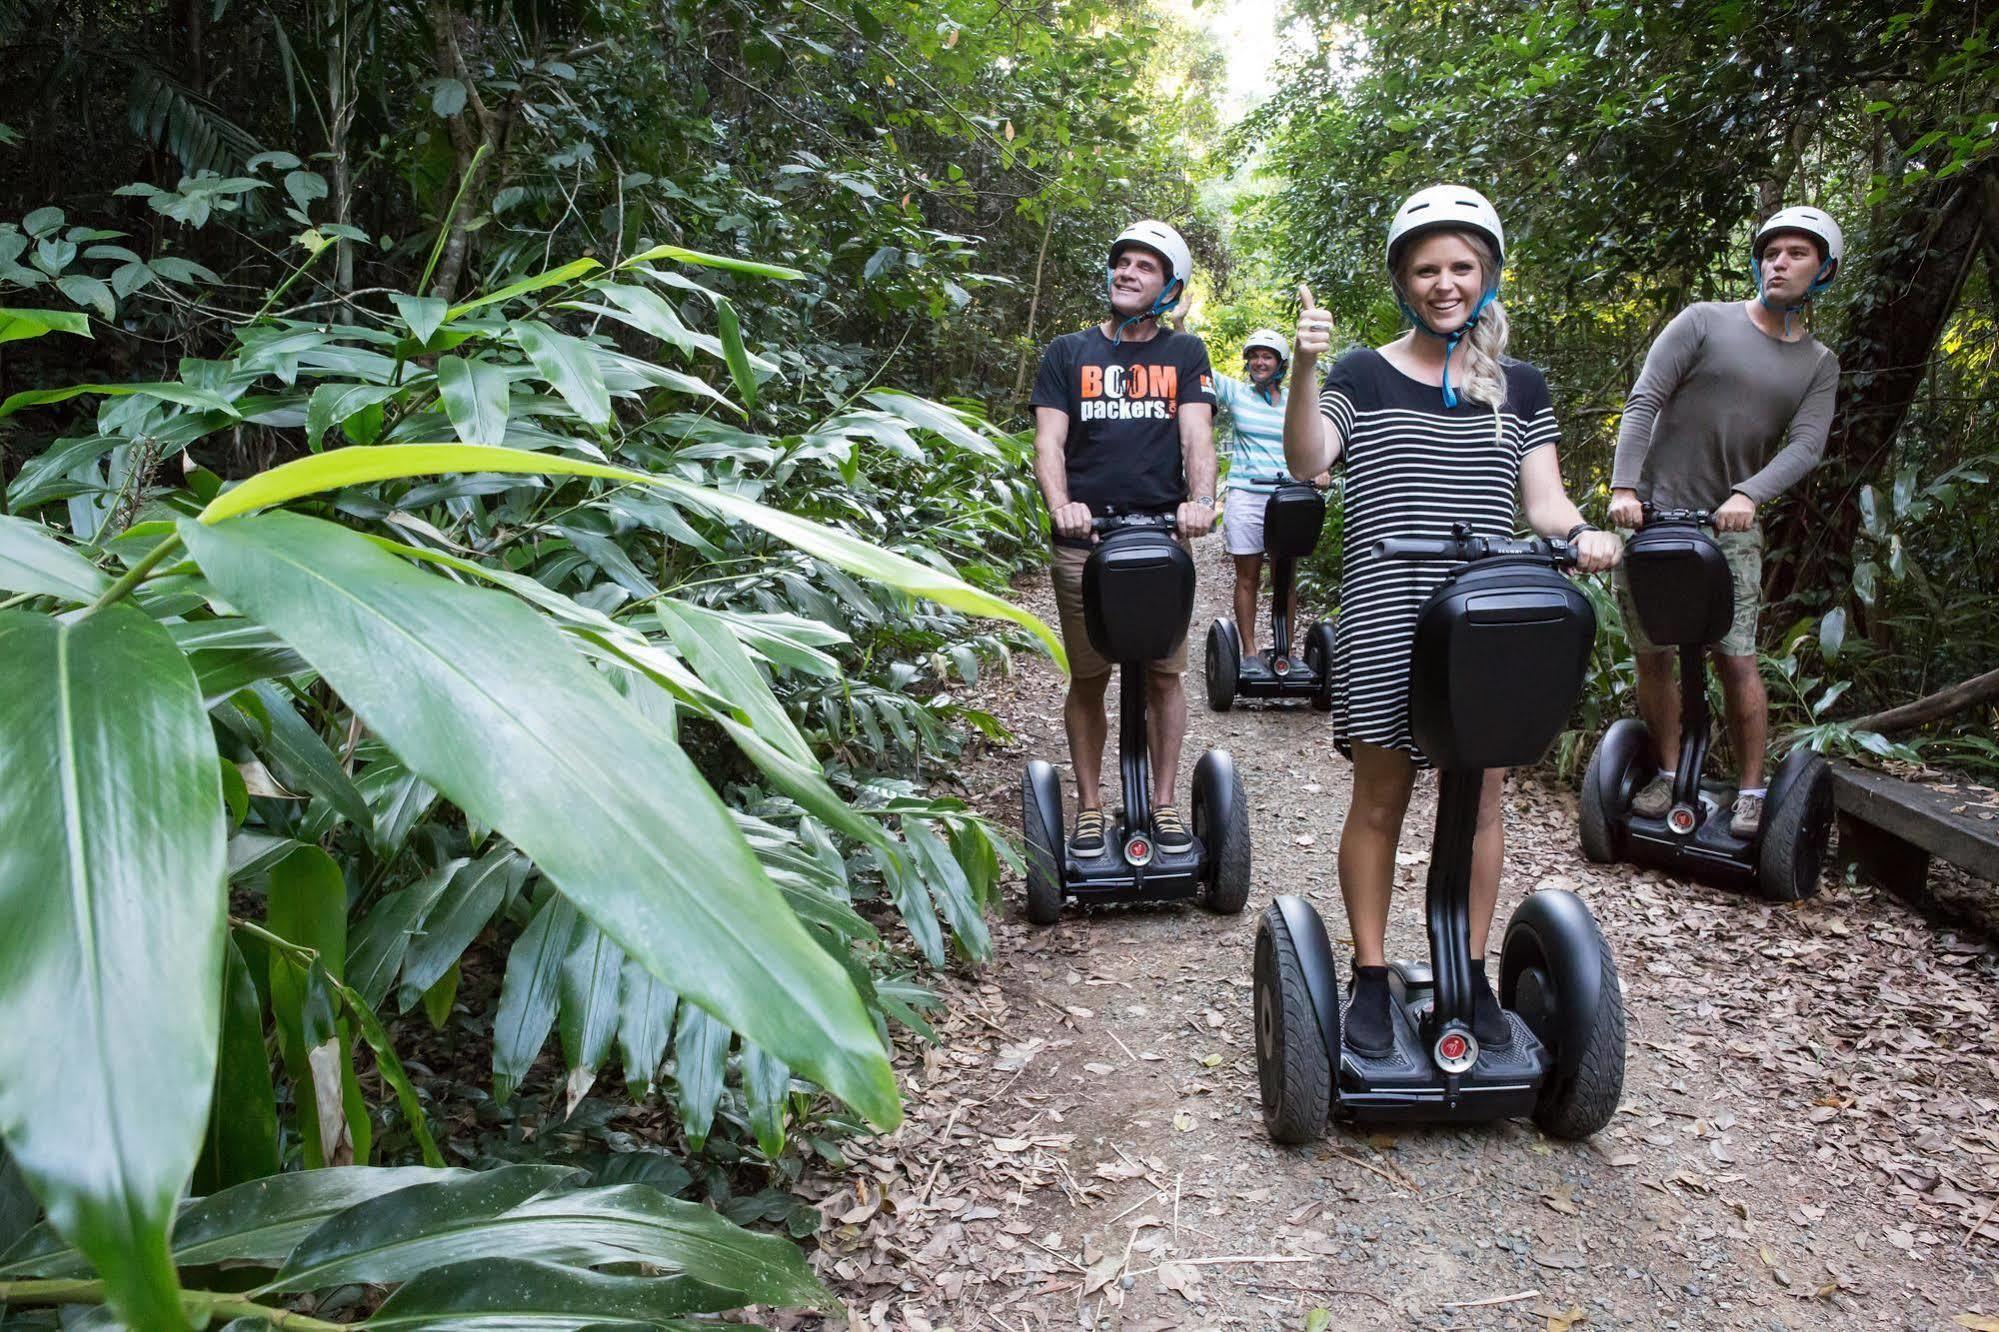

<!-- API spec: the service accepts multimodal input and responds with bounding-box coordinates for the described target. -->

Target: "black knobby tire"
[1758,755,1833,903]
[1021,770,1063,926]
[1253,907,1331,1143]
[1198,757,1252,915]
[1305,621,1335,713]
[1205,620,1237,712]
[1578,735,1622,865]
[1513,922,1625,1140]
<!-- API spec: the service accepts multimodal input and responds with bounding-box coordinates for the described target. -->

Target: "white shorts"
[1223,487,1271,556]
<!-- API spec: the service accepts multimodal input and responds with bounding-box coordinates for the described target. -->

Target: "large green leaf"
[192,936,279,1195]
[901,815,992,959]
[396,848,512,1011]
[510,320,610,427]
[0,307,92,344]
[0,605,226,1330]
[670,1004,728,1152]
[244,682,373,831]
[713,298,759,410]
[492,895,580,1105]
[180,511,899,1127]
[0,514,110,603]
[740,1042,790,1160]
[180,1168,464,1268]
[265,846,361,1169]
[365,1257,729,1327]
[0,381,236,420]
[655,598,812,765]
[445,258,600,320]
[435,355,513,445]
[266,1173,831,1309]
[620,243,806,280]
[193,443,1062,667]
[558,924,623,1109]
[0,1167,465,1277]
[347,861,462,1010]
[616,959,676,1098]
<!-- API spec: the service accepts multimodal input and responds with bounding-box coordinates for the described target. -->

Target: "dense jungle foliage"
[0,0,1993,1326]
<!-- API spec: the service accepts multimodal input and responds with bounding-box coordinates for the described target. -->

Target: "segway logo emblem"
[1125,837,1153,866]
[1668,805,1698,835]
[1433,1027,1478,1073]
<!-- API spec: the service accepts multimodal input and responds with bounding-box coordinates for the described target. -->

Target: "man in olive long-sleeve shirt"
[1607,206,1843,836]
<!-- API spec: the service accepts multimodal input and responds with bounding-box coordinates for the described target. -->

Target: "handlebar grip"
[1371,537,1462,560]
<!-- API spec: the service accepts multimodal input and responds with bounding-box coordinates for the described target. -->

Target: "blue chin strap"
[1400,283,1500,408]
[1105,270,1183,345]
[1754,255,1834,338]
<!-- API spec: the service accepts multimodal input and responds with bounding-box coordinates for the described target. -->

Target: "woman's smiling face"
[1399,231,1487,333]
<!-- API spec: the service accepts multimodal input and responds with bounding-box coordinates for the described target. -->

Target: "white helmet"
[1242,328,1290,365]
[1108,220,1192,311]
[1752,206,1843,287]
[1385,185,1506,272]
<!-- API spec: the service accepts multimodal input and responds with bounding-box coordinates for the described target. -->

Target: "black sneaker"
[1150,805,1194,853]
[1069,808,1108,857]
[1469,962,1512,1049]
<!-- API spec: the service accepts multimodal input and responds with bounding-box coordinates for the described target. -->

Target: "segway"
[1254,525,1625,1141]
[1205,474,1336,712]
[1022,512,1251,924]
[1577,507,1832,901]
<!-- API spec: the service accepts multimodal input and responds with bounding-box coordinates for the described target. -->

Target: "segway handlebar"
[1240,472,1328,490]
[1372,523,1579,570]
[1639,503,1714,527]
[1090,510,1179,535]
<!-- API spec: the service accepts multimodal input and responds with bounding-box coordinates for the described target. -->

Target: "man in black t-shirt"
[1029,219,1218,860]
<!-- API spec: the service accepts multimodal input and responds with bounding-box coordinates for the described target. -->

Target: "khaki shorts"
[1615,525,1763,657]
[1050,540,1191,681]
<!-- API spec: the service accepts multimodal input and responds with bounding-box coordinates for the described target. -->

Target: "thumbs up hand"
[1295,284,1334,360]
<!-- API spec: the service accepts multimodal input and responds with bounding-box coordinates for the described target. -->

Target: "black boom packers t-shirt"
[1030,327,1216,514]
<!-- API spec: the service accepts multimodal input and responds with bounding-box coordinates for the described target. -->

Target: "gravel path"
[808,550,1999,1332]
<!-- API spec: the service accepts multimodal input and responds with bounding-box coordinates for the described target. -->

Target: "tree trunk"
[1767,170,1989,602]
[1011,206,1058,402]
[1847,666,1999,735]
[328,0,356,319]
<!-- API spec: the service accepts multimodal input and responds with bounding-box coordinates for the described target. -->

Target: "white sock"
[1655,769,1676,781]
[1738,786,1767,797]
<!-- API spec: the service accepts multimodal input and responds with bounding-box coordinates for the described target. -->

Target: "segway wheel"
[1579,718,1647,864]
[1021,763,1064,925]
[1501,891,1625,1140]
[1204,619,1238,712]
[1304,621,1336,713]
[1194,750,1251,914]
[1758,753,1833,902]
[1253,905,1331,1143]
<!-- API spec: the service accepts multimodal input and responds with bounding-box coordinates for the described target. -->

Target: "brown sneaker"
[1631,772,1675,818]
[1070,808,1108,857]
[1730,792,1764,837]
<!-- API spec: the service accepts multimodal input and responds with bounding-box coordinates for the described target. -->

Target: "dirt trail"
[807,551,1999,1332]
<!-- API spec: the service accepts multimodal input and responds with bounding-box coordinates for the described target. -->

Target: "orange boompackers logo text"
[1079,363,1179,422]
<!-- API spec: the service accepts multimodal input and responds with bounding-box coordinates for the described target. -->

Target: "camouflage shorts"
[1614,525,1763,657]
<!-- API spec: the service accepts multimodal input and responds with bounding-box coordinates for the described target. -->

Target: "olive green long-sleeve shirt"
[1612,301,1839,508]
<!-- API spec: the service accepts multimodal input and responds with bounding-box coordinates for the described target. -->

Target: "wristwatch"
[1565,522,1597,542]
[1194,496,1215,509]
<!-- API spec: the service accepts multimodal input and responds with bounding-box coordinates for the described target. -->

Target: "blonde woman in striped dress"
[1281,186,1622,1058]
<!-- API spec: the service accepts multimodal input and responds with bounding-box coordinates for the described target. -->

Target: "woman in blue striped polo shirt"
[1214,329,1326,663]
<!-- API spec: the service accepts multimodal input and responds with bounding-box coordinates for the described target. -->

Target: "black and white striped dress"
[1319,348,1558,766]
